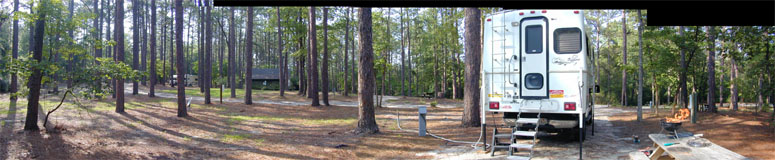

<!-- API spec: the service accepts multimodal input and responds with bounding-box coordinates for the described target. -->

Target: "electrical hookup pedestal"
[418,106,427,136]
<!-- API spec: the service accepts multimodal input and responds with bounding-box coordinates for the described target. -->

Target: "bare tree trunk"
[141,0,147,86]
[407,16,412,97]
[308,7,320,106]
[678,26,688,109]
[400,8,406,97]
[229,8,236,98]
[278,7,286,97]
[10,0,19,100]
[462,8,481,127]
[24,2,46,131]
[175,0,187,117]
[149,0,156,97]
[706,26,716,112]
[244,7,254,104]
[354,7,379,134]
[116,0,126,113]
[198,4,204,92]
[161,3,166,86]
[343,7,350,97]
[132,0,140,95]
[66,0,75,90]
[351,8,357,95]
[204,0,212,104]
[621,10,628,106]
[321,8,330,106]
[719,53,725,108]
[637,10,643,122]
[731,56,739,111]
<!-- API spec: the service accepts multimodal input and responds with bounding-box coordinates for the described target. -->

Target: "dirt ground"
[2,87,773,159]
[0,89,484,160]
[609,106,775,159]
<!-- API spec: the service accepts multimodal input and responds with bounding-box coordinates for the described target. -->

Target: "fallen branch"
[44,90,72,129]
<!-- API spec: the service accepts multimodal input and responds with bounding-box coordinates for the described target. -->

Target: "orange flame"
[665,108,690,123]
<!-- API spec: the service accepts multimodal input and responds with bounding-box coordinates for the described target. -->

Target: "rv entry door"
[520,18,548,99]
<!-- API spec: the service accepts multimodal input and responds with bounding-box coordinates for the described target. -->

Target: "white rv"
[481,10,597,158]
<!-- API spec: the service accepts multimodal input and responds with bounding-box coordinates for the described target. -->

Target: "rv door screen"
[520,18,548,98]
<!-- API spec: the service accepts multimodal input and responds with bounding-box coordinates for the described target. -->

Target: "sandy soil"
[0,87,476,160]
[609,106,775,159]
[2,87,773,159]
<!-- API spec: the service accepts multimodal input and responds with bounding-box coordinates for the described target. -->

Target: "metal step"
[494,134,512,139]
[492,145,511,149]
[516,118,539,124]
[510,143,534,149]
[507,155,531,160]
[513,131,537,137]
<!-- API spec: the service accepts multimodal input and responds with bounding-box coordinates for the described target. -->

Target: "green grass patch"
[225,114,356,126]
[253,138,265,146]
[221,133,250,143]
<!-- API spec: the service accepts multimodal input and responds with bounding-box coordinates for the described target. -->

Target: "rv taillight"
[573,10,580,14]
[542,10,547,13]
[530,11,535,14]
[564,102,576,111]
[519,12,524,15]
[489,102,500,109]
[487,18,491,22]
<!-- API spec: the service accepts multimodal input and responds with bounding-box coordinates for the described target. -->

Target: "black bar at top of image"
[213,0,774,26]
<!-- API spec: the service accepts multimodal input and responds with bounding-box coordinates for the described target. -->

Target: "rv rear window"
[525,25,543,54]
[554,28,582,54]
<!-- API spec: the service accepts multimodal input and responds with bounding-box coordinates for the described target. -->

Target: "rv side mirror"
[595,84,600,93]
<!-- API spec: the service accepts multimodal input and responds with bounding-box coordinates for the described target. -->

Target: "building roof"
[252,68,281,80]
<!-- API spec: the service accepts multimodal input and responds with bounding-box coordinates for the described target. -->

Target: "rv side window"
[525,25,543,54]
[554,28,582,54]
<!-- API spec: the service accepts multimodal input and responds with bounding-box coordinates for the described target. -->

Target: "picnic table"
[643,134,748,160]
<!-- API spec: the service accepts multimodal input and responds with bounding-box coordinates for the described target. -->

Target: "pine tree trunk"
[351,9,357,95]
[132,0,140,95]
[354,7,379,134]
[244,7,254,104]
[321,8,330,106]
[24,2,46,131]
[141,0,147,86]
[621,10,628,106]
[343,7,350,97]
[175,0,187,117]
[400,8,406,97]
[637,10,643,121]
[731,56,739,111]
[308,7,320,106]
[115,0,126,113]
[10,0,19,100]
[462,8,482,127]
[204,0,212,104]
[678,26,688,109]
[706,26,716,112]
[149,0,157,97]
[228,8,237,98]
[278,7,286,97]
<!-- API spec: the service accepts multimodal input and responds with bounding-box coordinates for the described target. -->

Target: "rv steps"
[494,134,512,138]
[507,155,531,160]
[510,143,534,149]
[513,131,537,137]
[516,118,539,124]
